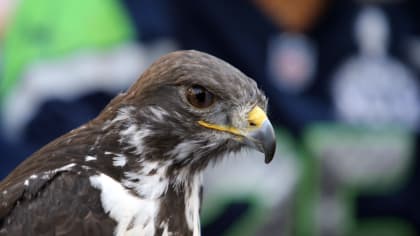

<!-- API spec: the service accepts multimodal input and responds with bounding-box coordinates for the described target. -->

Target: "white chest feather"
[185,174,203,236]
[90,172,203,236]
[89,173,159,236]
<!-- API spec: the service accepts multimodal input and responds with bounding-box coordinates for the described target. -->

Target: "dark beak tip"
[264,155,273,164]
[263,122,276,164]
[264,142,276,164]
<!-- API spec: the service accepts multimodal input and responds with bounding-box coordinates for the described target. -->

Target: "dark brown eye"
[186,85,215,108]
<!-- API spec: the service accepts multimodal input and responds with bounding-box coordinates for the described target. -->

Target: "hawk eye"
[186,85,215,108]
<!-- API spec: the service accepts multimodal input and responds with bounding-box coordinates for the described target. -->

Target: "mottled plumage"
[0,50,276,236]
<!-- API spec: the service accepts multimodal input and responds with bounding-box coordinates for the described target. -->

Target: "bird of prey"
[0,50,276,236]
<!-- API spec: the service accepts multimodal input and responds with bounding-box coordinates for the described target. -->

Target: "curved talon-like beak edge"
[244,106,276,163]
[245,118,276,164]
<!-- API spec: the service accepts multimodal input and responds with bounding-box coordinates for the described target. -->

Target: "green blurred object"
[1,0,134,98]
[295,123,416,236]
[304,123,414,192]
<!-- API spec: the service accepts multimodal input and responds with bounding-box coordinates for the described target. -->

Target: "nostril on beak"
[247,106,267,128]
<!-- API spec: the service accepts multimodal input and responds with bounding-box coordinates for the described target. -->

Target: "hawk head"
[102,50,276,177]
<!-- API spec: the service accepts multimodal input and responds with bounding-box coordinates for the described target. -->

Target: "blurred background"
[1,0,420,235]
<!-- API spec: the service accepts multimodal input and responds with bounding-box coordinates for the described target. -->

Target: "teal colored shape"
[1,0,134,98]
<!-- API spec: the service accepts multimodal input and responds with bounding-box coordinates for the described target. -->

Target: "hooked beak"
[198,106,276,163]
[243,106,276,163]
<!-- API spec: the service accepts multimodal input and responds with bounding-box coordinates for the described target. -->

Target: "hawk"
[0,50,276,236]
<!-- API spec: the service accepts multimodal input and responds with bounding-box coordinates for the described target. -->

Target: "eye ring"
[185,85,215,109]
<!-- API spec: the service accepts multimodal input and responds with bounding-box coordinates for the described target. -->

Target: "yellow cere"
[197,106,268,135]
[247,106,267,128]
